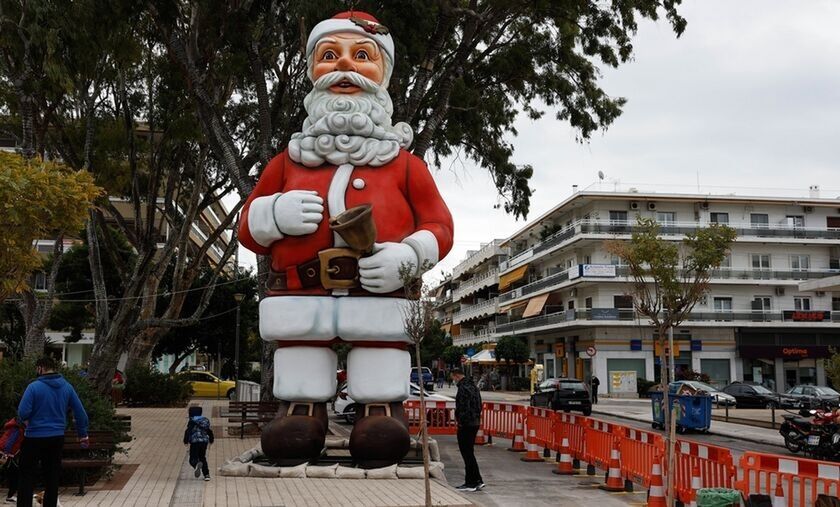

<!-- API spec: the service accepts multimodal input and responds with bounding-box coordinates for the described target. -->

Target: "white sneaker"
[5,497,16,504]
[204,476,211,481]
[476,482,486,490]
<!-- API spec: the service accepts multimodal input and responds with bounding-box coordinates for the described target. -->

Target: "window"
[786,215,805,228]
[585,297,593,308]
[584,255,592,264]
[794,297,811,311]
[610,254,627,266]
[613,295,634,309]
[790,255,810,271]
[751,213,769,228]
[752,296,772,312]
[656,212,676,225]
[713,297,733,311]
[833,297,840,312]
[609,210,628,223]
[720,254,731,269]
[751,254,771,270]
[33,272,47,291]
[567,300,575,310]
[710,212,729,224]
[789,386,803,395]
[828,217,840,229]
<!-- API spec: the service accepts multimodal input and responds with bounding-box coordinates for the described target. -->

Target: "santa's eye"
[321,50,337,61]
[355,50,369,60]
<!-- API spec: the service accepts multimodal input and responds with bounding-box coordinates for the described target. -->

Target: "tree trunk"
[256,256,273,400]
[22,323,47,359]
[125,329,159,372]
[414,340,432,507]
[87,328,125,394]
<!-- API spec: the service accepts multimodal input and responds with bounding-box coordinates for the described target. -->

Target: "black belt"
[266,248,361,291]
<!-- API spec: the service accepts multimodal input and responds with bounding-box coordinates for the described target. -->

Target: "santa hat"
[306,11,395,81]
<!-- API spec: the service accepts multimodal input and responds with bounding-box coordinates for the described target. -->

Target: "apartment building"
[440,187,840,394]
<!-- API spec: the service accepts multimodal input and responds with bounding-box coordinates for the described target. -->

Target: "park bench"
[61,430,115,495]
[114,414,131,436]
[222,401,279,439]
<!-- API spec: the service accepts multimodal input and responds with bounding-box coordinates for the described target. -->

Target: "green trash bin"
[696,488,741,507]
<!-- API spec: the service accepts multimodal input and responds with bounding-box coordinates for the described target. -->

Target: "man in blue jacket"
[16,356,89,507]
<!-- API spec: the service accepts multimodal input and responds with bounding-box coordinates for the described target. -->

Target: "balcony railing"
[453,268,500,300]
[494,308,840,335]
[497,265,840,305]
[453,240,506,279]
[453,297,500,323]
[504,219,840,271]
[453,325,497,345]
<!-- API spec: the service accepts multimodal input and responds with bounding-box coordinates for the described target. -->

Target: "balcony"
[453,268,500,300]
[504,219,840,271]
[433,295,453,308]
[453,297,500,324]
[494,308,840,335]
[453,325,497,346]
[453,240,506,279]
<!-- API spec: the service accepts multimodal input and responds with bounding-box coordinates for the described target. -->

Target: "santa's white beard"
[288,71,413,167]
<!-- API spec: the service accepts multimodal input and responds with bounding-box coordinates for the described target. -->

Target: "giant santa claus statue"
[238,11,453,468]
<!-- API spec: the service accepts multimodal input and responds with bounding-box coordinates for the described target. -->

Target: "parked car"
[530,378,592,416]
[784,385,840,409]
[722,381,793,409]
[334,382,453,424]
[668,381,736,406]
[178,370,237,399]
[410,367,435,391]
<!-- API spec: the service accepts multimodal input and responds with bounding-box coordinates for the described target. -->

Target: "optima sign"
[739,345,831,359]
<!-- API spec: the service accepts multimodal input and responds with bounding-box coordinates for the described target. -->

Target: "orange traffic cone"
[688,464,702,507]
[772,481,786,507]
[647,454,667,507]
[552,437,574,475]
[474,428,487,446]
[599,440,625,492]
[520,428,545,462]
[507,420,526,452]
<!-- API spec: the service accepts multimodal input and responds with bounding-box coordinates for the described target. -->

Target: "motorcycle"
[780,407,840,459]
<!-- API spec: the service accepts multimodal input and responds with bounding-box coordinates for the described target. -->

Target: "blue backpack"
[187,416,211,444]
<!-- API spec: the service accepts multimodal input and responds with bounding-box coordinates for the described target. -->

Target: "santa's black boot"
[349,402,410,469]
[261,401,328,466]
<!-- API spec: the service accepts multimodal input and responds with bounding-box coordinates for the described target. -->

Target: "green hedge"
[0,360,125,440]
[123,365,192,406]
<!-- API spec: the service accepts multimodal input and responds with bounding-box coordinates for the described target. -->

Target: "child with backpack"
[0,416,25,503]
[183,406,214,481]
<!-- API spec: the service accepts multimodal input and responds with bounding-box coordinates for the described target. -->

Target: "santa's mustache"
[313,71,380,93]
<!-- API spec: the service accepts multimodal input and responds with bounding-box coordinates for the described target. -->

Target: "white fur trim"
[273,347,337,401]
[306,18,395,62]
[402,230,439,275]
[327,164,354,247]
[259,296,410,342]
[347,348,410,403]
[247,194,284,248]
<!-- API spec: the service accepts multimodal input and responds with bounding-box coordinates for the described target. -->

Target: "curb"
[591,409,785,449]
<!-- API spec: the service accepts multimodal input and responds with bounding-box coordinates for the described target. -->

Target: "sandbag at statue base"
[261,401,328,466]
[349,402,410,469]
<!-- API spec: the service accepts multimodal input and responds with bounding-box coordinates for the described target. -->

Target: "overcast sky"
[236,0,840,283]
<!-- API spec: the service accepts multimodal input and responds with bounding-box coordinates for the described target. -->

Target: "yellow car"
[180,370,237,399]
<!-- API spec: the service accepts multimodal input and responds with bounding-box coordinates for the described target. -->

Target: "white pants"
[273,346,410,403]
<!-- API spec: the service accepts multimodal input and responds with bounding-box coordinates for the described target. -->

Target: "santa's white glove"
[246,191,324,247]
[358,242,419,294]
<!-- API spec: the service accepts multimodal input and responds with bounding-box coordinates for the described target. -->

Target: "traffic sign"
[585,346,597,357]
[466,347,475,357]
[460,355,468,364]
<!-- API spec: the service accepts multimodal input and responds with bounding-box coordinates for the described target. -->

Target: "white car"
[334,382,454,424]
[671,380,736,406]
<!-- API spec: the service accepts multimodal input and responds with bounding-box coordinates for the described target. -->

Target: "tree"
[145,0,687,398]
[409,319,452,367]
[825,350,840,390]
[442,344,465,367]
[606,217,735,506]
[495,335,530,387]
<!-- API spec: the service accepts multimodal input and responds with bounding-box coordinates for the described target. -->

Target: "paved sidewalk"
[592,399,786,447]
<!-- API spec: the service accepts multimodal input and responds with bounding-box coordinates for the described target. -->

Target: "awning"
[499,264,529,291]
[521,293,550,318]
[499,299,529,313]
[467,349,497,364]
[434,285,445,298]
[450,324,461,336]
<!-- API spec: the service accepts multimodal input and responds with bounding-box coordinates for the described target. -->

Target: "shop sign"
[554,343,566,356]
[739,345,831,359]
[591,308,620,320]
[691,339,702,352]
[783,310,831,322]
[630,339,642,351]
[655,341,681,357]
[580,264,617,278]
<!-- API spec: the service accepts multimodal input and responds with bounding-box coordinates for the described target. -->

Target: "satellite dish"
[598,170,605,181]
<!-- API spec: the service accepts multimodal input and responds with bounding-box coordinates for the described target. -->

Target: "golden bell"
[329,204,377,253]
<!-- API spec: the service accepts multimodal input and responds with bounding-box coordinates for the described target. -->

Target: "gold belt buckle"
[318,248,361,290]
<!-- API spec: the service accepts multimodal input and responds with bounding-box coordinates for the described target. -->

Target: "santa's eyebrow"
[315,38,339,49]
[354,40,379,52]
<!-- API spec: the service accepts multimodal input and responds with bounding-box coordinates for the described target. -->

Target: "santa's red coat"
[239,149,454,296]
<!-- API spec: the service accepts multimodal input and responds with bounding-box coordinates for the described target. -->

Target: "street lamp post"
[233,292,245,380]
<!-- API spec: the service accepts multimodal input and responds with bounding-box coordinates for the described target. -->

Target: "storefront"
[739,345,830,391]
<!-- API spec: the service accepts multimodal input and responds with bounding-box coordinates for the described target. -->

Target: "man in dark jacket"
[451,368,484,492]
[16,356,88,507]
[590,376,600,404]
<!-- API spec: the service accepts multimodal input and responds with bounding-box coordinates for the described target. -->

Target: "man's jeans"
[456,425,483,486]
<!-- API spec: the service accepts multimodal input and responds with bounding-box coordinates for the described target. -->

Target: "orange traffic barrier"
[508,419,527,452]
[674,440,736,504]
[552,437,575,475]
[600,440,626,492]
[403,400,456,435]
[614,425,664,488]
[554,412,588,469]
[736,452,840,507]
[526,406,556,458]
[773,481,785,507]
[647,453,667,507]
[688,464,702,507]
[521,428,545,462]
[474,428,487,445]
[482,402,525,447]
[584,418,620,475]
